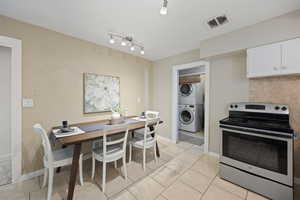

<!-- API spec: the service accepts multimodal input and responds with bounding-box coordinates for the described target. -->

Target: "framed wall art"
[84,73,120,113]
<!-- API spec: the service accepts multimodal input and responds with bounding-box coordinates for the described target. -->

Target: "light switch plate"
[137,97,141,103]
[23,98,34,108]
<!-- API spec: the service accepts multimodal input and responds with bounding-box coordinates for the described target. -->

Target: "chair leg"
[102,162,106,193]
[79,154,84,185]
[153,145,158,163]
[42,168,48,188]
[91,154,95,180]
[47,167,54,200]
[122,156,128,180]
[129,144,132,164]
[143,148,146,171]
[114,160,117,169]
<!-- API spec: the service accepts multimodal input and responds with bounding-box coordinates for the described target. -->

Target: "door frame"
[0,36,22,183]
[171,61,210,153]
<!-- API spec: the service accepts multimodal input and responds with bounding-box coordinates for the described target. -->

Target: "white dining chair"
[33,124,84,200]
[133,111,160,135]
[91,123,129,193]
[129,117,160,171]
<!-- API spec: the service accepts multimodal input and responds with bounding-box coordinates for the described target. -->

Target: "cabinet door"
[247,43,281,78]
[281,38,300,75]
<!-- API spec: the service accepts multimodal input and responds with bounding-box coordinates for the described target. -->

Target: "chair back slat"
[146,130,155,136]
[106,138,125,146]
[102,123,129,157]
[143,117,160,143]
[33,124,53,163]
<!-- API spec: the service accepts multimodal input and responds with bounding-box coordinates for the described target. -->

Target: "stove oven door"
[220,127,293,186]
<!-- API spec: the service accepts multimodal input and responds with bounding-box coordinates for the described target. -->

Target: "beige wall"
[151,49,201,138]
[0,15,153,173]
[152,10,300,154]
[208,52,249,153]
[151,49,249,154]
[249,76,300,177]
[199,10,300,59]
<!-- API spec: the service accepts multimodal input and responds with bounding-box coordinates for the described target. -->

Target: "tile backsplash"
[249,75,300,177]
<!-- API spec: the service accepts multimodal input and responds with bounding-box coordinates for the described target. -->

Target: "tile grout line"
[122,148,180,199]
[147,146,205,200]
[125,144,194,200]
[159,147,223,200]
[127,188,138,200]
[167,152,212,200]
[199,174,218,200]
[107,145,180,199]
[107,166,152,200]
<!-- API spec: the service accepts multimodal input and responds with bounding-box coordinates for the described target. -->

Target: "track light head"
[109,35,115,44]
[130,44,135,51]
[121,39,127,46]
[140,47,145,55]
[160,0,168,15]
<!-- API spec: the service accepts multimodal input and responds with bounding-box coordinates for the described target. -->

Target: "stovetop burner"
[219,102,294,134]
[220,117,293,134]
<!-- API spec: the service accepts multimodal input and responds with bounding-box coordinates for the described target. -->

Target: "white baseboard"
[157,135,176,144]
[19,153,93,183]
[208,151,220,158]
[20,169,44,182]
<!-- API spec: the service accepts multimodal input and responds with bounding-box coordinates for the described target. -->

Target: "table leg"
[67,143,82,200]
[149,126,160,157]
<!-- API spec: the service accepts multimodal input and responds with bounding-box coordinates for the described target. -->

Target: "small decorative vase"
[111,112,121,119]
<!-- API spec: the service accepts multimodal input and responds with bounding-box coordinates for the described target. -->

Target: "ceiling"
[0,0,299,60]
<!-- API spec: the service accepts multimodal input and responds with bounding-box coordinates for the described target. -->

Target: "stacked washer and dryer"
[178,82,205,133]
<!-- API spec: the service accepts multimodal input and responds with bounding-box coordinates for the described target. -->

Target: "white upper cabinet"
[247,38,300,78]
[247,43,281,78]
[281,38,300,75]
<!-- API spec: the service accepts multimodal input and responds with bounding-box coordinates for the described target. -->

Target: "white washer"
[178,104,203,132]
[178,82,204,105]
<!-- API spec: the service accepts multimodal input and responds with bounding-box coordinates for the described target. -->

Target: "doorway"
[171,61,210,153]
[0,46,12,185]
[0,36,22,184]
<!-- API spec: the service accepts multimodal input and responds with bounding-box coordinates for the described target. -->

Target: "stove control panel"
[229,102,289,114]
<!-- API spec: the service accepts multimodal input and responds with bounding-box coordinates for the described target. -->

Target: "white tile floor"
[0,138,299,200]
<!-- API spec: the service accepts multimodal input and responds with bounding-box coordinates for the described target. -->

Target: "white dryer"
[178,104,203,132]
[178,82,204,105]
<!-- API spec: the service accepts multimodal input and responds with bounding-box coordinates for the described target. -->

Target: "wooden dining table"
[50,116,163,200]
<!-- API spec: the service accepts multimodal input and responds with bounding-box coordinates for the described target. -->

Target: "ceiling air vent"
[207,18,218,29]
[207,15,229,29]
[216,15,229,25]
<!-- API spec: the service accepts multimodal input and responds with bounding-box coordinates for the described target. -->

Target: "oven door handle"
[222,128,291,141]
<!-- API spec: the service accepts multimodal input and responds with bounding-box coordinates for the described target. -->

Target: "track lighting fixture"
[121,38,127,46]
[109,35,115,44]
[108,33,145,55]
[130,43,135,51]
[140,47,145,55]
